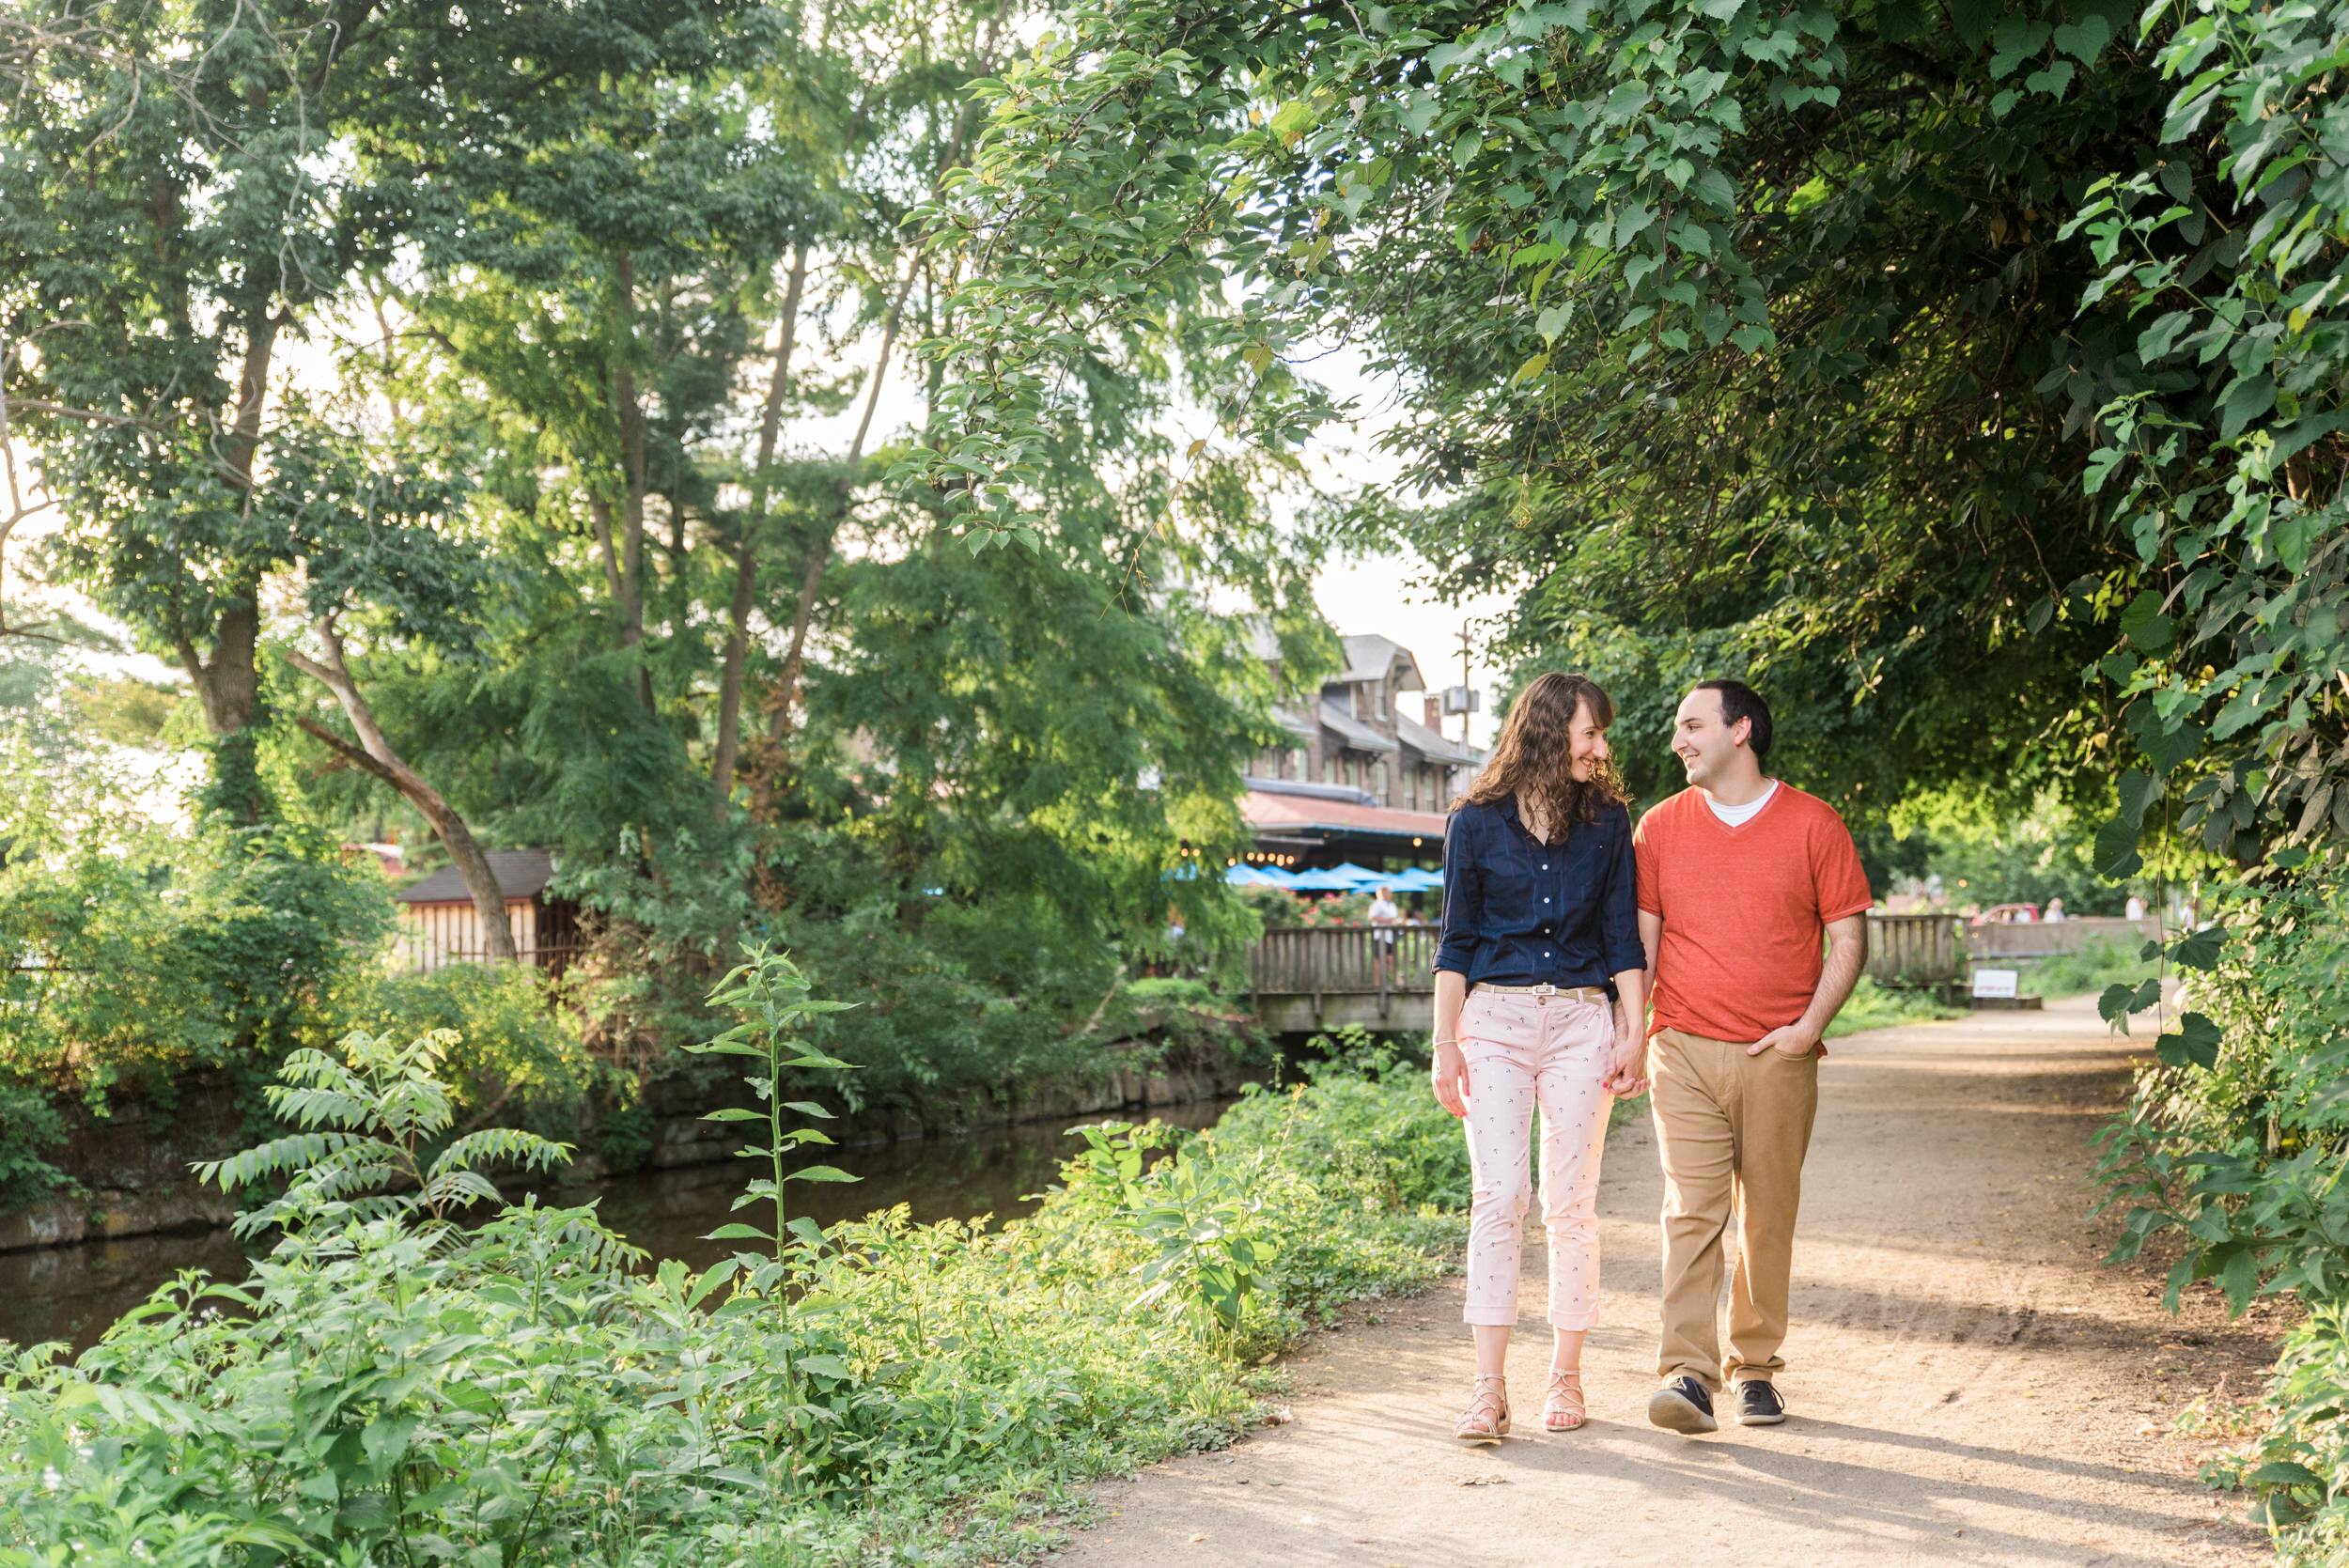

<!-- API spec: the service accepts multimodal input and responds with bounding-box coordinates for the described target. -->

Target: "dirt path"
[1059,997,2285,1567]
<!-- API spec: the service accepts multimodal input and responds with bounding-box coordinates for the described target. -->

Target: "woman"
[1432,672,1648,1441]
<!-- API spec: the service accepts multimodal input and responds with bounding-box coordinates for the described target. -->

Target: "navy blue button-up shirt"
[1435,796,1645,990]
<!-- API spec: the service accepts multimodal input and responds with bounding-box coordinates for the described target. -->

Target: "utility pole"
[1456,621,1473,750]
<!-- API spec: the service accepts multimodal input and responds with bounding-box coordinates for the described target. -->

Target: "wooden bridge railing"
[1248,924,1442,997]
[1244,912,1967,1031]
[1865,913,1964,986]
[1246,924,1439,1032]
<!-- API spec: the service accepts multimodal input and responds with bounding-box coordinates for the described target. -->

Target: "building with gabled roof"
[1239,632,1485,867]
[392,849,581,972]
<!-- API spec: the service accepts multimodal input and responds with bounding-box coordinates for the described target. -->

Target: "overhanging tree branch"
[285,622,519,961]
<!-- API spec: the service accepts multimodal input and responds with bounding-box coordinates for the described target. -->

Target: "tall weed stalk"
[684,942,858,1413]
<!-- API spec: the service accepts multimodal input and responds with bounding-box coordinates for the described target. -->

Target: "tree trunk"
[587,493,625,603]
[285,622,519,961]
[178,601,260,734]
[711,244,810,819]
[767,257,917,745]
[222,305,280,494]
[177,306,282,740]
[612,249,653,713]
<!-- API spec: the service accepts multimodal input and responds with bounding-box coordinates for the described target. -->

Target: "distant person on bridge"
[1635,679,1873,1436]
[1368,884,1402,986]
[1430,672,1651,1443]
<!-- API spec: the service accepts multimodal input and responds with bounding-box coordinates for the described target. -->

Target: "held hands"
[1430,1039,1470,1118]
[1748,1022,1822,1059]
[1605,1027,1650,1098]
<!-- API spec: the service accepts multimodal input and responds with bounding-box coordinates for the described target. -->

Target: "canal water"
[0,1100,1233,1353]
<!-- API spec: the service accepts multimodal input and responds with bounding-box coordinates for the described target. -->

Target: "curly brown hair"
[1454,672,1626,840]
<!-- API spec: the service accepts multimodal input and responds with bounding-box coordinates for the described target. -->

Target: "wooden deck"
[1243,914,1969,1033]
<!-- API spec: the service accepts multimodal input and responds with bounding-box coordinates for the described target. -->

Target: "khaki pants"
[1649,1027,1819,1390]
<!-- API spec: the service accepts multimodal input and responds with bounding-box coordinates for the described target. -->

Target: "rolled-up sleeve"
[1598,805,1645,977]
[1435,808,1481,976]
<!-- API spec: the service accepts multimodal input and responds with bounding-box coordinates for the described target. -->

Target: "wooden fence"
[1865,913,1964,986]
[396,943,580,977]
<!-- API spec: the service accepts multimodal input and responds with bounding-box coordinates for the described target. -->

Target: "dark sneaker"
[1647,1375,1718,1435]
[1735,1379,1787,1426]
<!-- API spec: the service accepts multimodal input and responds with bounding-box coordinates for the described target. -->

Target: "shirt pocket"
[1482,857,1537,931]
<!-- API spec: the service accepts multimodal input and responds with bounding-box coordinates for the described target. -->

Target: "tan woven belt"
[1470,982,1608,1005]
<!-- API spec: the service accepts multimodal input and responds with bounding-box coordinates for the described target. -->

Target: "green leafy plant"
[2203,1300,2349,1548]
[2024,937,2159,1001]
[2090,858,2349,1554]
[689,943,861,1267]
[1054,1121,1279,1341]
[683,941,859,1416]
[0,1008,1475,1567]
[319,961,597,1142]
[0,1079,70,1211]
[194,1028,571,1235]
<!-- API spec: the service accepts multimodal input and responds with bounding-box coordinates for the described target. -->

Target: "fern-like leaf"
[193,1132,365,1192]
[419,1169,505,1213]
[372,1077,455,1141]
[430,1128,573,1182]
[261,1087,375,1131]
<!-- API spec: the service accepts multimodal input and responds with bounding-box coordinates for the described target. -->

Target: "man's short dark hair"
[1694,678,1772,761]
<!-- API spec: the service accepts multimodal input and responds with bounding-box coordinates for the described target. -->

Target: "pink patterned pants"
[1457,986,1616,1330]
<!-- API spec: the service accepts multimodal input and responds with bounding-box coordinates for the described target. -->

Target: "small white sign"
[1971,969,2020,999]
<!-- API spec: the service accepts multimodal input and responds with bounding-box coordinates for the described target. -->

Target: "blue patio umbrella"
[1388,867,1446,893]
[1324,862,1389,888]
[1225,863,1293,888]
[1285,867,1364,892]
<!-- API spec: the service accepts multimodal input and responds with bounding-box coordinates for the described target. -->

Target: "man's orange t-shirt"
[1634,784,1874,1044]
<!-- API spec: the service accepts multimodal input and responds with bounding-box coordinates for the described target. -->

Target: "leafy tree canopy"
[909,0,2348,867]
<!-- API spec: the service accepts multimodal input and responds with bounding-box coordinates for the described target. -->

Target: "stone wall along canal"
[0,1100,1232,1352]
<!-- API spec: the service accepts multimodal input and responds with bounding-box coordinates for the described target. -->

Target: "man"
[1633,680,1873,1434]
[1367,883,1402,986]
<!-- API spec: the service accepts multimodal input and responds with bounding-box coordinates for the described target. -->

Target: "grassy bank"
[2017,936,2161,1001]
[0,1009,1465,1567]
[1825,975,1967,1036]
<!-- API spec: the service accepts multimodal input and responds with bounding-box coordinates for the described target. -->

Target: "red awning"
[1240,789,1449,842]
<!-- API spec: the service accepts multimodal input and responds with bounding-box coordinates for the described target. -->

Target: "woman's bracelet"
[1433,1037,1459,1049]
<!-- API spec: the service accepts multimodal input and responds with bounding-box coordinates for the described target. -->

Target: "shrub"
[1826,976,1966,1037]
[320,962,597,1142]
[2092,854,2349,1556]
[2024,935,2159,1001]
[0,962,1464,1567]
[0,747,392,1103]
[0,1079,69,1211]
[2202,1301,2349,1555]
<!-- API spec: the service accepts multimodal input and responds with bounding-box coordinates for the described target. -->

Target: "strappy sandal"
[1455,1373,1510,1443]
[1542,1368,1588,1433]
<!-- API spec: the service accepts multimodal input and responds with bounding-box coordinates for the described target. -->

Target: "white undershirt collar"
[1704,779,1779,828]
